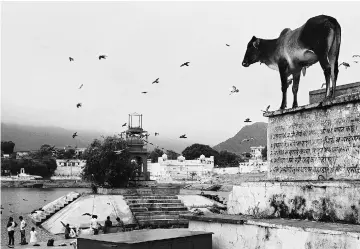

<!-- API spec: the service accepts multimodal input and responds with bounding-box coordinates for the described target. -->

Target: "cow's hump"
[279,28,291,37]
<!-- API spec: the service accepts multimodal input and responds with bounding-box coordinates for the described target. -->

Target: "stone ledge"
[264,92,360,117]
[228,180,360,188]
[180,214,360,238]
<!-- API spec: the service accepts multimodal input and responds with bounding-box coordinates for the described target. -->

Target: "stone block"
[227,181,360,225]
[265,92,360,180]
[309,82,360,104]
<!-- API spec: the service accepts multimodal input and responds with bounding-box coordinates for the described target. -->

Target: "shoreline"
[1,179,92,188]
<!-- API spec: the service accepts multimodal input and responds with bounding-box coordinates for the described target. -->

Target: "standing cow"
[242,15,341,110]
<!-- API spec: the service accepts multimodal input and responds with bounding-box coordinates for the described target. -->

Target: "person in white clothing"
[29,227,39,245]
[19,216,28,245]
[7,217,16,247]
[90,215,101,235]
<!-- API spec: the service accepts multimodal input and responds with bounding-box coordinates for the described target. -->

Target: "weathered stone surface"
[309,82,360,104]
[185,214,360,249]
[227,181,360,225]
[265,92,360,180]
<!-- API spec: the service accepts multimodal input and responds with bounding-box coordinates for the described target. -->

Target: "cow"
[242,15,341,110]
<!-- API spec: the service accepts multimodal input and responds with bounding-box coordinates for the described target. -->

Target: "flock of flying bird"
[67,44,254,152]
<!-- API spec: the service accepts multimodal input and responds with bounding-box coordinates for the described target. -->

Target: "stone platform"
[181,213,360,249]
[227,181,360,224]
[264,92,360,180]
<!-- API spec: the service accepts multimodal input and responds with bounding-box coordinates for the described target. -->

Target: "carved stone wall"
[265,92,360,180]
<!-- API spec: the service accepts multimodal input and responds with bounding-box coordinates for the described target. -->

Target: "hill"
[1,123,193,153]
[213,122,267,155]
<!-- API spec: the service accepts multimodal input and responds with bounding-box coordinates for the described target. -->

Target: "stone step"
[128,203,185,208]
[123,195,178,199]
[126,199,182,204]
[135,215,181,220]
[147,207,188,212]
[137,219,189,226]
[133,210,190,216]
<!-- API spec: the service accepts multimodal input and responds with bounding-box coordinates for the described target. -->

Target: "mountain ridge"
[213,122,267,155]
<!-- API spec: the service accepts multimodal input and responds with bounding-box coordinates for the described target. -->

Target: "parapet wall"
[227,181,360,225]
[183,214,360,249]
[265,92,360,180]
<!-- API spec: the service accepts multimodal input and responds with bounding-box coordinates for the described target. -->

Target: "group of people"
[7,216,39,248]
[60,215,125,240]
[90,215,125,235]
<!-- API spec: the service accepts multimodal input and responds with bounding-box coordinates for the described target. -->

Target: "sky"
[1,1,360,146]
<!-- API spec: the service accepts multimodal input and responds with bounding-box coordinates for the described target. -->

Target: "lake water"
[1,188,90,247]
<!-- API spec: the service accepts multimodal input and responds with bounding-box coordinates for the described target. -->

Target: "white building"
[250,146,265,161]
[53,159,86,179]
[148,154,214,182]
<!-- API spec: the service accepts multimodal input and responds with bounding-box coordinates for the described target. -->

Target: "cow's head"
[242,36,261,67]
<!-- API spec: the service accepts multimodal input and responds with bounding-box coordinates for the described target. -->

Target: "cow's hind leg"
[318,54,332,100]
[328,30,341,98]
[292,72,301,108]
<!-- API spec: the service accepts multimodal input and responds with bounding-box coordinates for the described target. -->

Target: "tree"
[182,143,220,165]
[56,148,76,159]
[166,150,180,160]
[190,172,197,180]
[218,150,242,167]
[148,148,164,163]
[261,146,268,161]
[81,136,134,188]
[1,141,15,154]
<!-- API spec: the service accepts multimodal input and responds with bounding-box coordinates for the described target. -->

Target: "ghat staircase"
[29,191,81,225]
[123,194,190,229]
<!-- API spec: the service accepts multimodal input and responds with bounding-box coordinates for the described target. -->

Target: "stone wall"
[97,186,180,195]
[183,214,360,249]
[309,82,360,104]
[227,181,360,225]
[265,92,360,180]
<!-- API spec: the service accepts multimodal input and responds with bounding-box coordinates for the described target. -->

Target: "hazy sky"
[2,1,360,146]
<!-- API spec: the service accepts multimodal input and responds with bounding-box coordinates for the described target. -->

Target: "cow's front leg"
[279,61,289,110]
[292,72,301,108]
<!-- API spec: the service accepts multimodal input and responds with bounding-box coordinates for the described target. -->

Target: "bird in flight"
[152,78,159,84]
[72,132,78,139]
[99,55,107,60]
[229,86,239,95]
[79,84,83,89]
[155,132,159,136]
[180,62,190,67]
[114,150,124,155]
[226,44,230,47]
[82,213,92,216]
[122,123,127,127]
[261,105,271,113]
[244,118,252,123]
[180,134,187,139]
[339,62,350,69]
[23,199,28,201]
[354,61,359,63]
[69,57,74,62]
[142,91,148,94]
[352,55,360,58]
[76,103,82,108]
[242,138,254,143]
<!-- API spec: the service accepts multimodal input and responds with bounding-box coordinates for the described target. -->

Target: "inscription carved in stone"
[268,102,360,180]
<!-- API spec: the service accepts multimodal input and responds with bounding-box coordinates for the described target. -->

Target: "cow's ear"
[253,38,260,49]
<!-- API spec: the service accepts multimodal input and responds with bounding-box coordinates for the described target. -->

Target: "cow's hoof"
[292,103,298,109]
